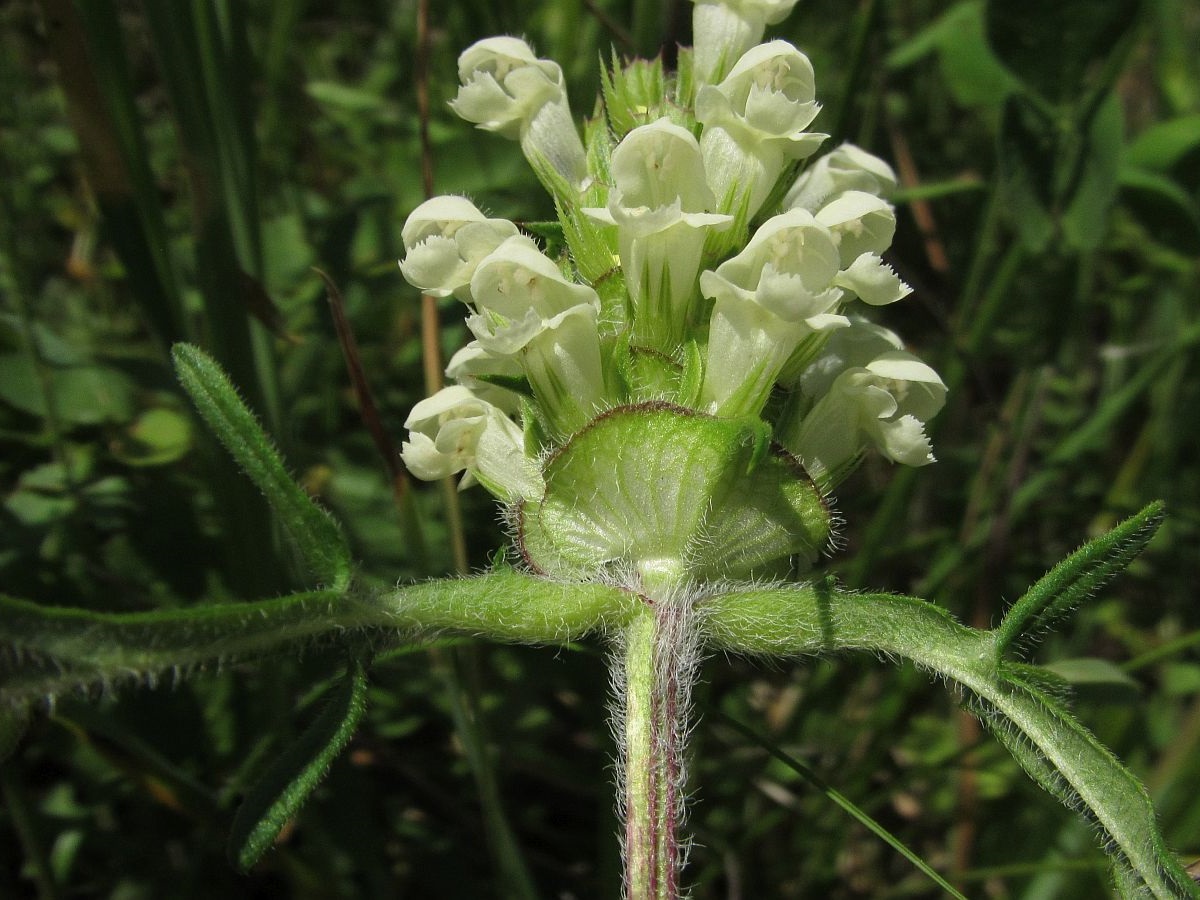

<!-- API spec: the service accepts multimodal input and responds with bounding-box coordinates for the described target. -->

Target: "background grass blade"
[709,706,969,900]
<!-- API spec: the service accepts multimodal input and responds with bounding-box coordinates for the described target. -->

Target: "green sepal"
[474,371,535,400]
[678,339,704,408]
[601,53,667,138]
[228,659,369,871]
[614,336,684,401]
[519,219,566,250]
[518,404,831,580]
[995,502,1164,660]
[172,343,352,591]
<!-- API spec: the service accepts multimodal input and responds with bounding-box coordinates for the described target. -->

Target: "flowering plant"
[2,3,1194,898]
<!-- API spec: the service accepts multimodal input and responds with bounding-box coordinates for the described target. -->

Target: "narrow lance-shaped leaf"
[0,572,637,709]
[228,660,369,871]
[172,343,352,591]
[0,591,366,709]
[703,580,1199,899]
[995,501,1165,660]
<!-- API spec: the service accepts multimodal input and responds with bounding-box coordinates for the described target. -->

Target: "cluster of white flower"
[398,0,945,502]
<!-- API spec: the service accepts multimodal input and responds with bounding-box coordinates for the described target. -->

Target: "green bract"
[516,403,830,581]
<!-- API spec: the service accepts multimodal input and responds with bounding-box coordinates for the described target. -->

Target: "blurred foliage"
[1,0,1199,897]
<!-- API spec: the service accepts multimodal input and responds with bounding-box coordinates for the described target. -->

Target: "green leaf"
[1061,92,1124,251]
[886,1,1017,108]
[1040,657,1141,704]
[0,573,636,708]
[0,355,137,426]
[172,343,352,591]
[0,590,362,708]
[984,0,1141,103]
[305,80,385,112]
[997,95,1058,250]
[110,407,195,467]
[1125,114,1200,171]
[1119,166,1200,255]
[995,502,1165,660]
[228,660,368,871]
[704,580,1200,898]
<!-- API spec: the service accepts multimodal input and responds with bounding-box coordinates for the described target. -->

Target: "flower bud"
[450,36,588,190]
[401,386,543,500]
[690,0,803,86]
[399,196,518,301]
[696,40,826,220]
[784,143,898,213]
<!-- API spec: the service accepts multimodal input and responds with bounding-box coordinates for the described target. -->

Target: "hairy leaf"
[995,502,1165,660]
[228,660,369,871]
[172,343,352,591]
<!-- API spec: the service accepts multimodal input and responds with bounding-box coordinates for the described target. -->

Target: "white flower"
[450,36,588,189]
[781,323,946,484]
[689,0,803,86]
[833,252,911,306]
[814,191,897,265]
[584,119,732,351]
[401,385,543,500]
[445,341,525,412]
[784,143,898,213]
[399,196,518,300]
[698,208,848,416]
[466,240,607,436]
[811,191,912,306]
[469,235,599,319]
[696,40,826,219]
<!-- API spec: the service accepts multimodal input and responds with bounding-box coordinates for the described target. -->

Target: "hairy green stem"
[619,583,700,900]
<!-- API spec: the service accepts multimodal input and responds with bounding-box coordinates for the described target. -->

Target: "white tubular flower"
[399,196,518,301]
[813,192,910,306]
[446,341,525,412]
[699,208,848,417]
[696,40,826,219]
[450,36,588,190]
[401,385,542,501]
[469,235,599,319]
[690,0,803,87]
[815,191,896,265]
[783,143,898,213]
[781,324,947,484]
[584,119,732,351]
[467,240,607,436]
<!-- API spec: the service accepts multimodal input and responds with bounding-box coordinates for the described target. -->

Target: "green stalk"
[618,583,699,900]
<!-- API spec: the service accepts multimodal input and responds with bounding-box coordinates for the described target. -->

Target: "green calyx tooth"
[517,403,832,581]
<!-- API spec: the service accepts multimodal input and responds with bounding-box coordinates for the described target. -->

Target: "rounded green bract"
[516,403,831,581]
